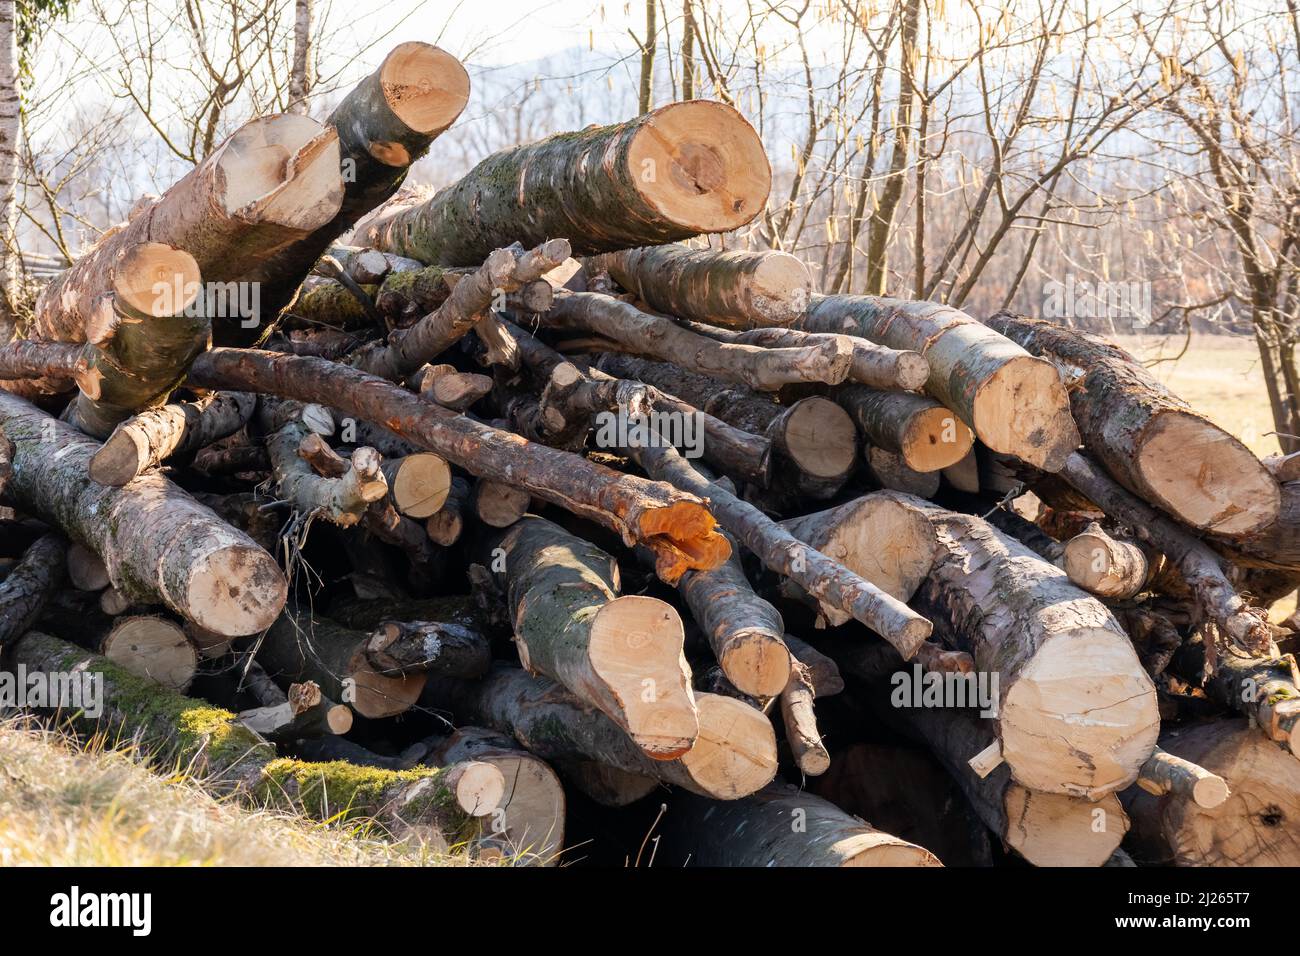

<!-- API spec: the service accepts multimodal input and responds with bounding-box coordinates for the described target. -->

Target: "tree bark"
[486,516,698,759]
[187,348,730,584]
[836,385,972,472]
[0,390,286,636]
[594,244,813,328]
[0,533,64,647]
[360,101,770,265]
[800,296,1080,470]
[425,476,469,546]
[778,660,829,776]
[911,503,1160,798]
[287,0,314,114]
[987,311,1280,537]
[0,0,17,337]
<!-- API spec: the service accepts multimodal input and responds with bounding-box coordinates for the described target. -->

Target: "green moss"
[259,759,448,822]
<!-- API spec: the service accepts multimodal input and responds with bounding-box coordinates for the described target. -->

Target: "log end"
[719,629,792,699]
[378,42,471,143]
[390,452,452,518]
[325,704,354,735]
[894,351,931,391]
[780,397,857,480]
[679,693,778,799]
[220,115,344,231]
[1004,785,1128,866]
[636,497,731,585]
[101,616,198,692]
[626,100,771,235]
[89,426,150,487]
[180,543,289,637]
[901,407,975,473]
[973,355,1080,472]
[443,760,507,818]
[748,252,814,326]
[590,596,699,760]
[1137,409,1281,537]
[113,242,202,319]
[1000,626,1160,797]
[837,832,944,867]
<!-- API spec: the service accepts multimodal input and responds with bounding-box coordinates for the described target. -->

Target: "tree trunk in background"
[288,0,313,115]
[1253,304,1300,455]
[681,1,695,100]
[0,0,18,339]
[638,0,656,114]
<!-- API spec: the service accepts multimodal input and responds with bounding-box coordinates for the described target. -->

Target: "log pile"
[0,41,1294,868]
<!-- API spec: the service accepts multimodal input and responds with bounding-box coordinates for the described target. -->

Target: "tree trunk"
[547,292,850,390]
[359,101,770,265]
[1123,720,1300,866]
[836,385,972,472]
[0,390,285,636]
[0,0,17,338]
[187,348,730,585]
[678,529,791,698]
[986,311,1280,537]
[0,533,64,647]
[780,492,938,628]
[638,0,656,114]
[593,244,813,328]
[800,296,1079,471]
[655,785,941,867]
[912,503,1160,798]
[486,516,698,759]
[424,665,777,799]
[287,0,314,114]
[11,631,502,847]
[89,391,255,486]
[778,661,829,776]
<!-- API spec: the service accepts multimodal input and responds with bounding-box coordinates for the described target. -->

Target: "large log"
[655,785,942,867]
[780,493,938,628]
[424,665,777,800]
[593,244,812,329]
[547,292,850,391]
[37,114,344,347]
[11,631,503,848]
[487,516,698,759]
[799,296,1079,470]
[912,504,1160,798]
[360,100,771,265]
[1123,720,1300,866]
[187,348,730,584]
[835,385,973,472]
[0,390,286,636]
[986,312,1280,537]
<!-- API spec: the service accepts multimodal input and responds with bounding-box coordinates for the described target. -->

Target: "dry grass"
[0,718,447,866]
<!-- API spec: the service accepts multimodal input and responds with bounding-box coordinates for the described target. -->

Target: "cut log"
[100,615,198,691]
[942,447,980,493]
[99,586,134,616]
[412,363,493,411]
[987,312,1279,535]
[487,516,698,759]
[556,760,658,807]
[1264,451,1300,483]
[425,476,470,546]
[90,392,256,486]
[0,338,99,396]
[360,100,770,265]
[472,480,531,529]
[188,348,730,584]
[912,503,1160,797]
[237,670,353,741]
[624,437,932,658]
[0,391,286,636]
[1136,747,1230,809]
[1216,480,1300,573]
[780,492,938,628]
[321,245,422,285]
[677,530,791,699]
[38,115,344,347]
[264,411,387,525]
[256,607,426,719]
[656,785,941,867]
[364,618,490,678]
[595,354,856,497]
[66,541,109,592]
[0,533,65,647]
[865,446,941,497]
[783,633,844,697]
[1054,451,1272,653]
[425,727,566,864]
[1061,522,1153,600]
[1123,720,1300,866]
[836,385,972,472]
[779,660,830,776]
[800,296,1080,470]
[546,292,851,391]
[379,452,451,518]
[425,665,777,799]
[11,632,501,846]
[593,244,811,329]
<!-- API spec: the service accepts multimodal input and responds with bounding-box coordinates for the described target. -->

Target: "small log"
[256,607,426,719]
[656,785,942,867]
[426,665,777,799]
[780,492,939,628]
[320,245,422,285]
[379,452,451,518]
[0,533,65,647]
[555,760,659,807]
[942,447,980,493]
[188,348,730,584]
[0,391,286,636]
[0,338,99,396]
[865,446,941,497]
[360,100,770,265]
[800,296,1080,470]
[265,410,387,525]
[546,292,851,390]
[425,476,470,546]
[100,615,198,691]
[425,727,566,864]
[12,632,501,846]
[66,541,110,591]
[913,503,1160,797]
[1136,747,1230,809]
[1263,451,1300,483]
[836,385,972,472]
[412,363,493,411]
[987,311,1280,536]
[99,586,134,616]
[1061,522,1153,599]
[90,392,256,486]
[364,618,490,678]
[487,516,698,759]
[472,479,531,529]
[237,669,353,741]
[1123,720,1300,866]
[779,660,829,776]
[593,244,811,329]
[783,633,844,697]
[678,529,790,698]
